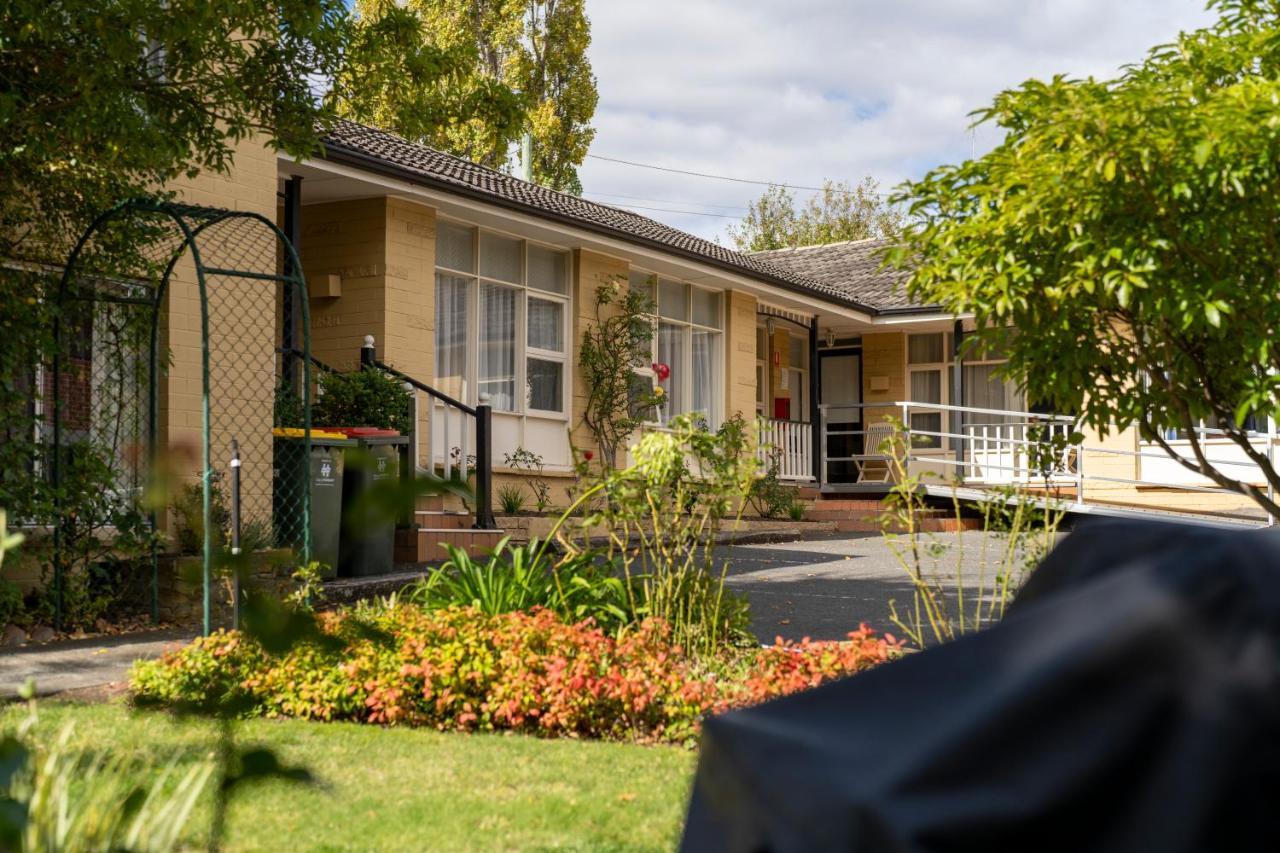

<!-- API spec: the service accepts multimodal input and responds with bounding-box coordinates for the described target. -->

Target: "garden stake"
[230,438,241,630]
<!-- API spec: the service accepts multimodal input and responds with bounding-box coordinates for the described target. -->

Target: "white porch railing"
[758,418,814,482]
[818,400,1280,526]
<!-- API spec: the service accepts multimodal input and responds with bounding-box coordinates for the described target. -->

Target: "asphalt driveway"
[718,530,1039,643]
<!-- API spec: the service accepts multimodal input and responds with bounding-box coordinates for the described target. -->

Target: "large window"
[434,222,570,416]
[907,332,948,449]
[630,271,723,428]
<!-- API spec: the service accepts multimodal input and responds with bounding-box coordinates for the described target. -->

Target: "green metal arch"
[54,197,312,636]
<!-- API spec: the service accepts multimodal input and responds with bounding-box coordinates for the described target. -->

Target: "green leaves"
[891,0,1280,507]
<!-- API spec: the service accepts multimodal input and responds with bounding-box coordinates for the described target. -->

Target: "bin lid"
[325,427,401,437]
[273,427,348,440]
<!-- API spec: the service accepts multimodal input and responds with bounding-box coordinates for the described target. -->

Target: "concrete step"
[394,528,506,563]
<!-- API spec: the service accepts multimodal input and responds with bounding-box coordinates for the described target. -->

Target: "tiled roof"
[318,120,939,316]
[751,239,932,312]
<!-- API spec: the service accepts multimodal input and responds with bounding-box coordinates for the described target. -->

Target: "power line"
[583,190,749,212]
[603,202,739,219]
[586,153,891,196]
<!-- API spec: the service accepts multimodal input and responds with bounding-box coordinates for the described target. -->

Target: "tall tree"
[0,0,524,262]
[728,178,904,251]
[0,0,524,520]
[892,0,1280,519]
[351,0,598,193]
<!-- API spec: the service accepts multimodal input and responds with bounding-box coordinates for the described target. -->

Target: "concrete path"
[718,530,1035,642]
[0,530,1038,698]
[0,628,194,699]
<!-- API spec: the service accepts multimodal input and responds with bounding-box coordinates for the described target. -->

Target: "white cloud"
[578,0,1218,242]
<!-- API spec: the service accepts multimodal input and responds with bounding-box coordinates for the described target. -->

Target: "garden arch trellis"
[53,198,312,636]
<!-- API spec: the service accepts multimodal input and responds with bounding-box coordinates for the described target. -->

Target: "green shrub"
[130,605,903,744]
[405,539,631,635]
[0,578,20,627]
[496,484,526,515]
[787,501,806,521]
[313,369,411,433]
[748,452,799,519]
[563,414,759,657]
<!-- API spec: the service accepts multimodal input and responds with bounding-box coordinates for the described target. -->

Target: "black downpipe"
[809,317,822,483]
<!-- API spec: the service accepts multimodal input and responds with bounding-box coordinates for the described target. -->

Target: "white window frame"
[433,219,571,420]
[632,270,724,430]
[906,332,950,450]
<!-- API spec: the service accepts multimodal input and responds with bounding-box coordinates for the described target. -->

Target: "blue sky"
[576,1,1219,243]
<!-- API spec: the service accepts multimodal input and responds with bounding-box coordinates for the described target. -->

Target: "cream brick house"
[266,119,1266,532]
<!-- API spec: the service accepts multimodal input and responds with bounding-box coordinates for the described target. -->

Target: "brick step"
[415,495,446,512]
[394,528,506,563]
[813,499,892,510]
[837,517,984,534]
[413,510,471,529]
[808,507,951,522]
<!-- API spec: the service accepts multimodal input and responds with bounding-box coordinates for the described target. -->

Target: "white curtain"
[434,273,470,400]
[963,363,1023,417]
[479,283,516,410]
[691,329,717,426]
[657,322,685,425]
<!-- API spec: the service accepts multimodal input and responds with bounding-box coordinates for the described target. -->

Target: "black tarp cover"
[681,521,1280,852]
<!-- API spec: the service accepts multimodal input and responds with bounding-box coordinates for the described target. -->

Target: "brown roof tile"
[319,120,933,315]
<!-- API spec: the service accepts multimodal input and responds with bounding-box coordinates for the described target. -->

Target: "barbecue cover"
[681,520,1280,853]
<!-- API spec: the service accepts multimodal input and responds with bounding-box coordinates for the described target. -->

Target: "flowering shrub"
[131,607,902,744]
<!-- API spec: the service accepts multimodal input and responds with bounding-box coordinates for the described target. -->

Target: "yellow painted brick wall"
[724,291,758,423]
[861,332,905,427]
[571,249,628,465]
[160,136,279,531]
[299,197,391,371]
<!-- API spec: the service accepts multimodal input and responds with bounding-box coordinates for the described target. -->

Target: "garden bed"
[131,604,901,745]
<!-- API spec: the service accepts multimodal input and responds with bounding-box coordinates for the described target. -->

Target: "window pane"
[691,288,721,328]
[658,279,689,321]
[628,372,657,422]
[657,322,686,423]
[691,329,719,423]
[789,334,807,370]
[908,333,945,364]
[527,297,564,352]
[910,412,942,448]
[479,283,517,410]
[434,273,470,400]
[479,232,522,283]
[526,358,563,412]
[528,245,568,294]
[910,369,942,404]
[436,221,475,273]
[629,271,656,308]
[756,326,766,358]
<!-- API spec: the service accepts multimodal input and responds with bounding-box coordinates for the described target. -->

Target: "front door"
[820,350,861,484]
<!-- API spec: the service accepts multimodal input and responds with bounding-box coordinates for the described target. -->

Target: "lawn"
[0,700,697,851]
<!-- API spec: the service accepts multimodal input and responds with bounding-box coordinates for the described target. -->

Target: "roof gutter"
[316,143,925,319]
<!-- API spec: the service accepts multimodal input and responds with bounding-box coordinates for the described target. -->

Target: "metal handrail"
[360,335,494,530]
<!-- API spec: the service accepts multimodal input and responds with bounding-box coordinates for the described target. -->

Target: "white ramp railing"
[819,401,1280,526]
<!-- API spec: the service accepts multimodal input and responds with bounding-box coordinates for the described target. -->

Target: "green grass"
[1,700,697,851]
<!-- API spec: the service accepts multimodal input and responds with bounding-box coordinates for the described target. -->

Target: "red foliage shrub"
[131,607,902,745]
